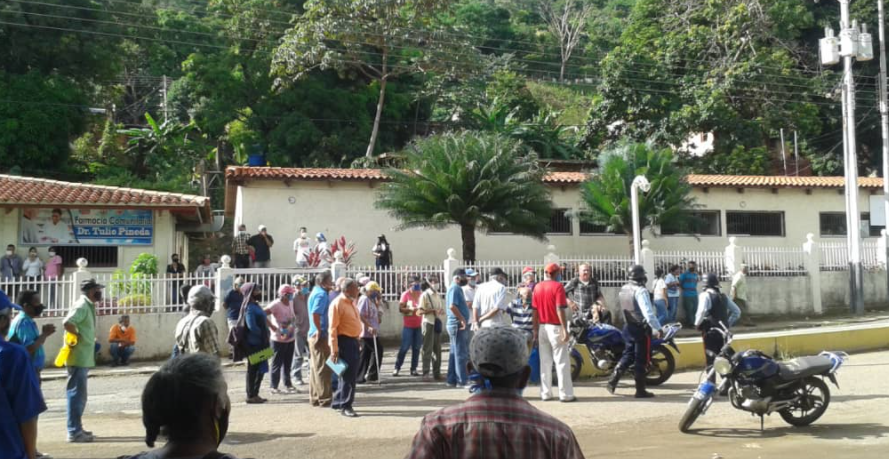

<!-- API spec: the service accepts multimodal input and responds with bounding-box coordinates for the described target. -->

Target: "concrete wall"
[233,180,885,266]
[35,310,232,364]
[0,208,189,272]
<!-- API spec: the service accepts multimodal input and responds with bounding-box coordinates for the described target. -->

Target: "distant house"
[0,174,211,271]
[225,167,886,265]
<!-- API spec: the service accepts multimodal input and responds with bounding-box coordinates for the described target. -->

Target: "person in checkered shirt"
[405,327,585,459]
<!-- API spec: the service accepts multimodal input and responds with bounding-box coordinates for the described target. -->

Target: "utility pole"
[879,0,889,297]
[821,0,872,314]
[780,128,787,175]
[794,131,800,176]
[162,75,169,123]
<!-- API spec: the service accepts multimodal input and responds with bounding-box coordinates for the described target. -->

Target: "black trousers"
[234,254,251,269]
[703,329,726,383]
[357,337,383,382]
[271,341,294,389]
[618,322,651,384]
[332,336,360,410]
[246,347,265,398]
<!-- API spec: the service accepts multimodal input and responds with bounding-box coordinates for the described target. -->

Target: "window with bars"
[547,209,572,235]
[727,211,785,237]
[54,246,119,268]
[579,220,619,235]
[820,212,884,237]
[661,211,721,236]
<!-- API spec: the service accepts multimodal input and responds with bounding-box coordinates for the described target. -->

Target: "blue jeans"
[109,343,135,365]
[66,366,90,435]
[290,334,310,382]
[654,299,668,326]
[395,327,422,372]
[446,325,470,386]
[667,297,679,323]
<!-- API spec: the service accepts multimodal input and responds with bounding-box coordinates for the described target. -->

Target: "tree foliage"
[580,142,697,246]
[376,131,554,261]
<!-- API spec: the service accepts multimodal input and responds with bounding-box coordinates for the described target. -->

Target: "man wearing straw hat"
[357,281,384,384]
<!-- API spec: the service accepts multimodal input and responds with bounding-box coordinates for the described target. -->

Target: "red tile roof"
[685,174,884,189]
[225,166,589,184]
[226,167,885,189]
[0,174,211,210]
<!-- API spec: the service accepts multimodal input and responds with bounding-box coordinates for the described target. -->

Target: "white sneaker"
[269,388,282,395]
[294,379,306,386]
[392,369,400,377]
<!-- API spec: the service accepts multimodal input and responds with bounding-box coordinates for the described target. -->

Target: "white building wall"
[233,180,884,265]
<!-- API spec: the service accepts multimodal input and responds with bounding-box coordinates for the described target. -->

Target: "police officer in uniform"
[607,265,662,398]
[694,273,741,382]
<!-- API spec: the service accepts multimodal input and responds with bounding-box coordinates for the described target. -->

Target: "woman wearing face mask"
[22,247,44,290]
[120,353,238,459]
[418,276,444,382]
[356,281,384,384]
[393,275,423,377]
[44,246,63,305]
[241,283,270,404]
[265,285,297,394]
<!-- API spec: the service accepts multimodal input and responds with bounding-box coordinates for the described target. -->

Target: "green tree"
[273,0,476,158]
[580,142,696,250]
[376,131,554,261]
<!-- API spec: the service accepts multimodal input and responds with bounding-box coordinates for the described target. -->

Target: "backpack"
[226,302,250,362]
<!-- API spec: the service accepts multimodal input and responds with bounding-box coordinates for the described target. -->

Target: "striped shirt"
[508,299,535,334]
[406,390,585,459]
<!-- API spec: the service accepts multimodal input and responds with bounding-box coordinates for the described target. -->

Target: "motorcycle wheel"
[779,376,831,427]
[679,396,706,433]
[645,345,676,386]
[552,352,584,382]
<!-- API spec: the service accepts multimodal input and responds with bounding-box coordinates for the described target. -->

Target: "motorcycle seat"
[778,356,834,381]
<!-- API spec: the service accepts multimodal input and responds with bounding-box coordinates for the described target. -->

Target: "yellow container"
[53,332,79,367]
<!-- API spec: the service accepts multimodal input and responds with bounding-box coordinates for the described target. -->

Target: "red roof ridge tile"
[0,174,210,207]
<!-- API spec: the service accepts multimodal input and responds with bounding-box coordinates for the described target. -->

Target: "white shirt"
[293,237,312,263]
[474,280,509,328]
[22,257,43,277]
[653,278,667,301]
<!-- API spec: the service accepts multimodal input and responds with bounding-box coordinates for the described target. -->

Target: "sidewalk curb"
[41,360,245,382]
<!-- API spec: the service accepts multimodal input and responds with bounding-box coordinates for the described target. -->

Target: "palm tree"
[580,142,697,250]
[376,131,554,262]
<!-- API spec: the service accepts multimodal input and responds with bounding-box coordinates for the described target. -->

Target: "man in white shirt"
[293,227,312,267]
[463,268,479,330]
[474,268,510,328]
[44,209,75,244]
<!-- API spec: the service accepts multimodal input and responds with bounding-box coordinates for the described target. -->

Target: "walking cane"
[373,333,383,386]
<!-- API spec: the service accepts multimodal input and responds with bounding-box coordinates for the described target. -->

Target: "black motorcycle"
[680,323,848,432]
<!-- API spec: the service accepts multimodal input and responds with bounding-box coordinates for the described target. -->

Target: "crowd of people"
[0,252,751,459]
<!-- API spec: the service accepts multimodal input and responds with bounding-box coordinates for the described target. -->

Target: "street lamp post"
[631,175,650,265]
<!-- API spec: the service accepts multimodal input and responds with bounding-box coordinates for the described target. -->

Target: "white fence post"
[879,229,888,268]
[543,244,559,267]
[330,251,346,282]
[640,240,655,289]
[443,248,461,280]
[215,255,234,311]
[802,233,823,315]
[725,236,742,276]
[71,258,92,306]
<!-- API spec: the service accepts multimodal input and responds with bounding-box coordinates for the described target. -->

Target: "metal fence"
[561,255,634,286]
[345,265,444,302]
[0,275,75,318]
[821,241,884,271]
[231,267,328,305]
[742,246,808,277]
[92,272,218,315]
[464,259,543,292]
[653,250,728,279]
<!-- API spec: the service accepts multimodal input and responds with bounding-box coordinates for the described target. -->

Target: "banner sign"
[20,208,153,246]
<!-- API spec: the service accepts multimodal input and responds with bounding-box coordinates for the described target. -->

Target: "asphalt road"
[36,349,889,459]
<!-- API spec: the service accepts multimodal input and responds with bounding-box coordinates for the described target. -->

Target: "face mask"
[469,279,477,287]
[554,274,562,282]
[412,284,422,292]
[92,291,103,302]
[48,252,55,257]
[429,283,439,291]
[239,231,247,236]
[285,294,293,301]
[368,292,378,300]
[252,293,262,301]
[5,251,12,256]
[300,287,310,296]
[34,304,46,316]
[120,325,127,332]
[172,258,179,263]
[29,253,37,258]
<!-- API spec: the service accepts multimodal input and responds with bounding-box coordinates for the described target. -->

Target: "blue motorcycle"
[680,323,848,432]
[564,318,682,385]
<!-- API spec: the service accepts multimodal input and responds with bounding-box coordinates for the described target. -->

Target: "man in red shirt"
[531,263,575,402]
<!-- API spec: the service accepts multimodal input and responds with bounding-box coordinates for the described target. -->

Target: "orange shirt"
[328,294,362,354]
[109,324,136,345]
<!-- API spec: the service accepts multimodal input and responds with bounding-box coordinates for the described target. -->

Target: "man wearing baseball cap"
[406,327,585,459]
[532,263,576,402]
[62,278,104,443]
[1,290,48,459]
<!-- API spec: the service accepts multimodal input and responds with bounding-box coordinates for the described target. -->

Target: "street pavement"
[36,349,889,459]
